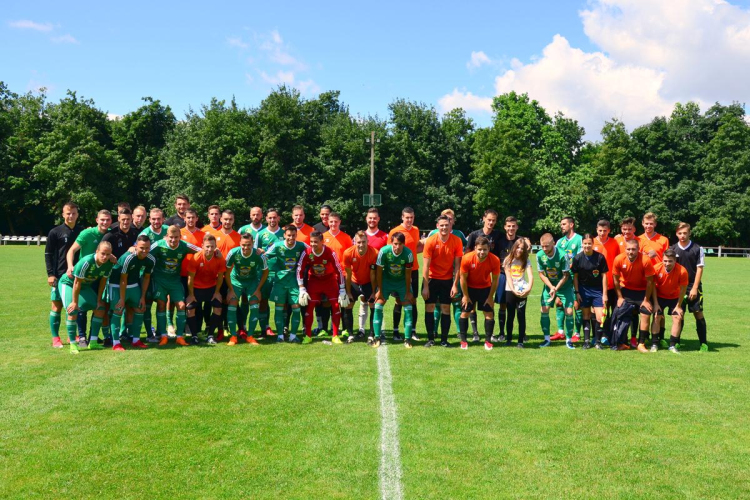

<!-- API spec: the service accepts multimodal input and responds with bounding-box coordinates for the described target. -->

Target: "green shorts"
[153,278,185,303]
[59,283,98,313]
[50,283,62,302]
[382,280,408,302]
[144,277,157,301]
[231,279,261,301]
[260,278,273,300]
[108,283,142,313]
[270,283,299,305]
[541,286,575,309]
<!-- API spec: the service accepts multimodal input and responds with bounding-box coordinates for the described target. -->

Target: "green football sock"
[131,313,144,342]
[227,305,238,336]
[274,306,286,336]
[404,305,413,340]
[575,309,583,334]
[90,316,103,341]
[238,301,248,331]
[452,303,462,333]
[156,311,167,337]
[290,308,301,335]
[102,325,111,340]
[540,312,550,337]
[175,310,186,336]
[556,306,565,333]
[433,308,440,327]
[247,303,260,336]
[167,308,174,327]
[50,311,61,338]
[143,302,153,334]
[259,310,269,330]
[66,317,78,343]
[373,303,384,339]
[564,314,574,340]
[111,313,122,342]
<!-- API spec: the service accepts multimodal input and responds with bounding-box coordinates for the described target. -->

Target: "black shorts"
[351,282,374,302]
[606,289,617,309]
[190,287,223,309]
[461,287,494,313]
[621,287,651,315]
[655,297,681,316]
[685,283,703,313]
[425,278,453,304]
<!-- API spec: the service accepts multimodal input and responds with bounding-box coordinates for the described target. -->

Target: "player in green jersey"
[224,233,269,345]
[238,206,266,239]
[555,216,584,342]
[537,233,575,349]
[58,241,115,354]
[150,226,201,346]
[108,235,155,350]
[373,232,414,348]
[265,225,308,342]
[251,208,284,337]
[138,207,167,341]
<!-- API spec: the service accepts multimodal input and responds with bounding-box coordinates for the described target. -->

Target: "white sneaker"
[167,325,176,337]
[649,344,658,353]
[668,346,679,354]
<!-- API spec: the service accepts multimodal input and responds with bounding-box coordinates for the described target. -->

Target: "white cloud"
[258,70,319,95]
[51,34,78,44]
[438,89,493,113]
[257,30,307,70]
[466,51,492,70]
[107,113,122,121]
[227,36,249,49]
[8,20,53,31]
[439,0,750,138]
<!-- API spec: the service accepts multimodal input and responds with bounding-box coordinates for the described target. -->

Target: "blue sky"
[4,0,750,137]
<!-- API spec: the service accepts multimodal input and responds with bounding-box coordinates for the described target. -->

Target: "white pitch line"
[377,345,404,500]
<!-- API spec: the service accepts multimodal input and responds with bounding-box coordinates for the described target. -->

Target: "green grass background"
[1,246,748,499]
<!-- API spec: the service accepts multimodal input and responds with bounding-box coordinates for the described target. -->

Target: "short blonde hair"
[167,225,180,236]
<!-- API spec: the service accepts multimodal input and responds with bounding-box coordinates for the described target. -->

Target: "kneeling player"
[342,231,378,343]
[651,249,688,353]
[58,241,115,354]
[459,236,501,350]
[612,239,655,352]
[109,235,155,350]
[265,225,308,343]
[186,234,226,345]
[225,233,269,345]
[537,234,576,349]
[372,232,414,348]
[571,234,609,349]
[297,231,348,344]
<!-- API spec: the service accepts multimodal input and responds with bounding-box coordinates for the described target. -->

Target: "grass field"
[1,246,749,499]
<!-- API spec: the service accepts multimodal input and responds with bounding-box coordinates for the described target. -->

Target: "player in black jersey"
[671,222,708,351]
[164,194,191,229]
[466,209,501,340]
[102,208,138,259]
[45,201,83,348]
[571,234,609,349]
[108,201,131,231]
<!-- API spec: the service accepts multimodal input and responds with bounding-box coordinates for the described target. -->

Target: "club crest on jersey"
[592,270,600,278]
[323,260,327,264]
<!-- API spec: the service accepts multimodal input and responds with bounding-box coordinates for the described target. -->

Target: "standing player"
[342,231,378,343]
[174,209,205,335]
[639,212,669,264]
[593,219,621,339]
[615,216,639,347]
[254,208,285,336]
[265,225,308,342]
[150,226,201,346]
[389,207,422,341]
[322,212,353,335]
[671,222,708,351]
[165,194,191,228]
[108,202,131,230]
[364,208,389,251]
[291,205,314,245]
[224,233,269,345]
[45,202,83,348]
[536,234,576,349]
[58,242,114,354]
[466,209,501,341]
[651,249,688,353]
[108,235,155,349]
[103,208,138,259]
[372,232,414,348]
[422,215,463,347]
[503,239,534,347]
[203,205,222,234]
[571,234,609,349]
[185,234,226,345]
[313,204,332,233]
[297,231,347,344]
[132,206,147,232]
[555,216,583,343]
[612,239,655,353]
[214,210,241,339]
[139,208,166,342]
[459,236,501,350]
[239,206,266,239]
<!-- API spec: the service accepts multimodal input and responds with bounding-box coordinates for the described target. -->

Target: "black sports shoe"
[103,337,113,348]
[582,341,591,350]
[206,336,217,345]
[191,335,200,345]
[440,341,451,348]
[424,340,435,348]
[472,333,480,342]
[516,343,524,348]
[490,335,500,343]
[392,333,403,342]
[594,342,603,350]
[498,334,506,343]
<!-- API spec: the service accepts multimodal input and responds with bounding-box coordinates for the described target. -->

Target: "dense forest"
[1,81,748,245]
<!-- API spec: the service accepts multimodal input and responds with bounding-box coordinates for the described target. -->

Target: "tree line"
[1,80,748,246]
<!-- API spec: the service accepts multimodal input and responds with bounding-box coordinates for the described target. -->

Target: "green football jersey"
[428,228,468,247]
[556,233,583,271]
[536,247,572,290]
[139,225,166,245]
[226,246,268,282]
[59,253,114,287]
[109,251,156,286]
[254,227,284,252]
[75,227,108,258]
[376,245,414,284]
[150,239,199,281]
[239,223,266,240]
[265,241,307,287]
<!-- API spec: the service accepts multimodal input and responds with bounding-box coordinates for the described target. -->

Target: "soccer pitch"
[1,247,749,499]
